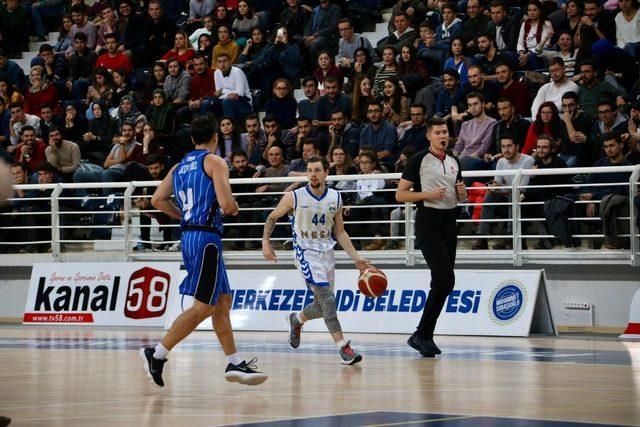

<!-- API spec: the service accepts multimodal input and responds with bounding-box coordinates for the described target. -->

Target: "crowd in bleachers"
[0,0,639,253]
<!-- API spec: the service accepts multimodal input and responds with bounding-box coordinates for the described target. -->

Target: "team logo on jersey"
[328,203,337,214]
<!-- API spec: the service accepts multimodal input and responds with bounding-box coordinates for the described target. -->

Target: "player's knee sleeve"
[315,286,341,334]
[302,299,323,320]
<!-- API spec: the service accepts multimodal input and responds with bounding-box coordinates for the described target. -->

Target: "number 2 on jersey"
[178,188,193,221]
[311,213,325,226]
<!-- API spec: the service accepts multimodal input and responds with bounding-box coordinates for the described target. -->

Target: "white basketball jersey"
[291,186,341,252]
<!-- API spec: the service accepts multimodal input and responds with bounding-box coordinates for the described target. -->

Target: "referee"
[396,116,467,357]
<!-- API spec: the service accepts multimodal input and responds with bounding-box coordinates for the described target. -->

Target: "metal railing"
[1,165,638,266]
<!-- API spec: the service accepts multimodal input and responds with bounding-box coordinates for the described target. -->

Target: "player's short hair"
[426,117,447,132]
[191,115,219,145]
[307,155,329,171]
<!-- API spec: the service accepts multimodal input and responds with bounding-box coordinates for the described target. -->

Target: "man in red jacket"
[14,126,46,175]
[177,53,216,124]
[95,33,132,75]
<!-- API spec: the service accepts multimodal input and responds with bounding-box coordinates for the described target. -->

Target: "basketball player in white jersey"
[262,155,370,365]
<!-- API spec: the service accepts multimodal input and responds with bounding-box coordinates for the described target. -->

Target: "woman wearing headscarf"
[145,89,176,153]
[112,94,145,130]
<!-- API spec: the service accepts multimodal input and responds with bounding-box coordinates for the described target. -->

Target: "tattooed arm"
[261,192,294,262]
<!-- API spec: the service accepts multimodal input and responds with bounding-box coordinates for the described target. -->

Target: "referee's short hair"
[307,155,329,171]
[426,116,447,132]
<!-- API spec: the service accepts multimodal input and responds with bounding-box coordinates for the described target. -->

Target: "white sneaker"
[168,243,181,251]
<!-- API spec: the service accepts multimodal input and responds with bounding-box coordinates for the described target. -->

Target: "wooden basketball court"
[0,326,638,426]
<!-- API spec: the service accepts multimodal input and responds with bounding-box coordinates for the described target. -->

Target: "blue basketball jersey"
[172,149,223,233]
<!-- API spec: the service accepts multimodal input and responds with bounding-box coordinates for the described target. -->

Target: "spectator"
[113,95,144,131]
[574,0,616,44]
[95,5,118,54]
[0,78,23,106]
[523,102,569,155]
[298,76,320,120]
[461,0,490,52]
[385,145,416,249]
[384,12,419,53]
[30,0,64,43]
[161,30,196,70]
[558,0,583,42]
[0,162,29,252]
[68,4,98,52]
[495,61,530,117]
[580,134,633,249]
[24,69,58,118]
[577,58,626,117]
[488,97,531,164]
[464,65,500,116]
[373,46,399,96]
[265,79,298,130]
[352,75,375,123]
[140,122,164,157]
[0,50,26,93]
[380,76,410,126]
[248,144,289,249]
[9,103,41,149]
[278,0,310,45]
[30,44,65,82]
[475,32,509,77]
[434,68,464,123]
[517,0,552,70]
[65,32,97,102]
[351,149,387,250]
[146,90,176,142]
[435,3,462,51]
[615,0,640,57]
[163,57,191,109]
[216,115,245,161]
[303,0,342,60]
[228,150,257,250]
[95,33,132,76]
[327,145,358,202]
[62,104,87,143]
[86,67,115,107]
[102,121,143,194]
[236,27,270,92]
[114,0,141,57]
[79,101,117,166]
[0,0,30,58]
[337,18,378,76]
[188,0,215,29]
[453,92,498,175]
[414,20,447,74]
[110,68,131,108]
[259,26,301,84]
[44,125,81,182]
[559,91,594,167]
[142,62,167,108]
[39,104,64,140]
[241,114,267,165]
[287,137,321,178]
[211,24,240,67]
[53,15,74,56]
[327,109,361,159]
[15,126,47,175]
[535,30,578,78]
[472,133,535,250]
[530,57,580,118]
[397,44,429,94]
[211,53,252,119]
[522,134,571,249]
[137,0,177,67]
[591,99,629,158]
[399,103,428,153]
[130,154,174,251]
[314,50,343,93]
[177,54,216,124]
[388,0,427,33]
[485,0,519,58]
[359,101,398,170]
[292,116,328,159]
[314,76,352,131]
[232,0,261,48]
[20,161,61,253]
[189,14,214,47]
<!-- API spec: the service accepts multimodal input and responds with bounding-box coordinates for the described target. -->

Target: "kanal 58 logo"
[125,267,171,319]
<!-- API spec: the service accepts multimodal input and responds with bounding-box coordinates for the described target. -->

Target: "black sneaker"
[139,347,167,387]
[0,415,11,427]
[287,313,302,349]
[224,358,268,385]
[407,333,441,357]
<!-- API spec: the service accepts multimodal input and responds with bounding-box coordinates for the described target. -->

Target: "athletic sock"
[336,339,347,350]
[226,353,243,366]
[295,312,303,324]
[154,343,169,360]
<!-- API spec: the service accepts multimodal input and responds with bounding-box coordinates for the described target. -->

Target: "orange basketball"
[358,267,388,298]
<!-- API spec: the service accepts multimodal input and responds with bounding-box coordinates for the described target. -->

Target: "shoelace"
[342,343,356,357]
[245,357,260,371]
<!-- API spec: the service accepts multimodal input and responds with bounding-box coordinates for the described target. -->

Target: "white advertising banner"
[166,269,555,337]
[24,263,182,326]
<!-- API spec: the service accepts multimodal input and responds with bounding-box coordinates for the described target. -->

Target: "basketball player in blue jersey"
[262,155,370,365]
[140,116,268,387]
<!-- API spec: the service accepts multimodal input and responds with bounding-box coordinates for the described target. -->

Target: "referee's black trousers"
[414,207,458,340]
